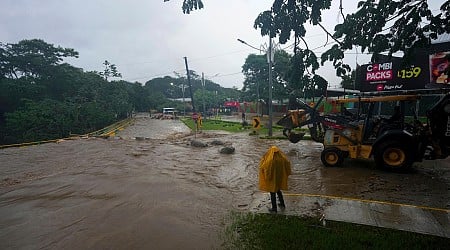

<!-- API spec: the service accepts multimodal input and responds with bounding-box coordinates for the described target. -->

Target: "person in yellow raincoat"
[258,145,291,213]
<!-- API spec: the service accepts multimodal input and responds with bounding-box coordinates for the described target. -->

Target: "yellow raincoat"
[258,146,291,192]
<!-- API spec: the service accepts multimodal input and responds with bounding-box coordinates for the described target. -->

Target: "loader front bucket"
[288,132,306,143]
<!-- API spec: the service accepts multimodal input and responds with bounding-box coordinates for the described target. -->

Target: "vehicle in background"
[162,108,177,115]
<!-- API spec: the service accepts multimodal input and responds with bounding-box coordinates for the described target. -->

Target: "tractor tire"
[374,140,413,171]
[309,122,326,143]
[321,147,344,167]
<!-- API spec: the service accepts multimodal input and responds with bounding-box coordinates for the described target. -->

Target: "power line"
[125,68,185,82]
[215,71,242,77]
[119,48,253,68]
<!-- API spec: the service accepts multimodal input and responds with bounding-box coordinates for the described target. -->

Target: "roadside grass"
[180,118,307,138]
[181,118,253,133]
[221,212,449,250]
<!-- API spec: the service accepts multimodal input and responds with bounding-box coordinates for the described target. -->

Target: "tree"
[242,50,301,111]
[340,70,358,90]
[323,0,450,74]
[124,81,152,112]
[242,53,268,102]
[194,89,218,112]
[255,0,450,79]
[171,0,450,88]
[0,39,137,144]
[0,39,78,79]
[4,99,75,142]
[98,60,122,81]
[164,0,204,14]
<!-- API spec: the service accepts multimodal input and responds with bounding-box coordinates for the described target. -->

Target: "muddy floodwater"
[1,114,449,249]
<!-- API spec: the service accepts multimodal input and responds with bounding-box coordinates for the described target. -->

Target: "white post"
[268,36,273,137]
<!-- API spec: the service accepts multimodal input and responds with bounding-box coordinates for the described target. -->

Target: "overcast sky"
[0,0,409,89]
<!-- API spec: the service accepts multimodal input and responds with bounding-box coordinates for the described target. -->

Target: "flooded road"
[1,114,449,249]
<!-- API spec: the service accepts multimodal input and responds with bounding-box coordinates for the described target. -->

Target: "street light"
[237,39,263,53]
[237,38,261,117]
[237,37,274,136]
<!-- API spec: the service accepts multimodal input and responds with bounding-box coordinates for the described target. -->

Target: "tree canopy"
[0,39,241,144]
[0,39,78,79]
[242,50,293,103]
[256,0,450,79]
[164,0,204,14]
[170,0,450,92]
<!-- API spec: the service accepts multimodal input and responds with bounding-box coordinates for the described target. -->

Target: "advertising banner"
[428,51,450,88]
[357,42,450,92]
[358,57,429,92]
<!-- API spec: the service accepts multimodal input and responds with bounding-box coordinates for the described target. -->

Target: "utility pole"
[182,84,186,116]
[202,72,206,116]
[184,57,195,112]
[268,36,273,137]
[256,81,260,117]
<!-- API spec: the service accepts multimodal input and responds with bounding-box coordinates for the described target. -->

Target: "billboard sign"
[358,58,429,92]
[357,42,450,92]
[428,51,450,89]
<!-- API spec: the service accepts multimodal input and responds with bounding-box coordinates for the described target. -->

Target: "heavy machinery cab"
[334,95,419,142]
[279,92,450,170]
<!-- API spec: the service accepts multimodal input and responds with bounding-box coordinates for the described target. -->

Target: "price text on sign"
[397,67,422,79]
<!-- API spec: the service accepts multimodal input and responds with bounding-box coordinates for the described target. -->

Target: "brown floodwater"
[1,114,449,249]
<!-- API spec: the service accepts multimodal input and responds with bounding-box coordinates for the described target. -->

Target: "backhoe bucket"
[288,132,305,143]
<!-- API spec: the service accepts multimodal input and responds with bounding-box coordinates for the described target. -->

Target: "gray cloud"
[5,1,417,89]
[1,0,273,88]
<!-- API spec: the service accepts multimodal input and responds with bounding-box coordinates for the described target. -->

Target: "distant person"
[242,112,246,122]
[258,146,292,213]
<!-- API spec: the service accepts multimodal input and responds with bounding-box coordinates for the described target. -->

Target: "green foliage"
[194,88,221,112]
[0,39,78,79]
[145,74,241,112]
[222,212,449,250]
[0,38,242,145]
[0,39,134,144]
[241,49,324,109]
[4,99,75,142]
[340,69,359,90]
[177,0,449,98]
[181,118,287,136]
[242,53,268,102]
[170,0,450,100]
[98,60,122,81]
[164,0,204,14]
[325,1,449,76]
[182,118,252,133]
[252,0,334,101]
[242,50,292,104]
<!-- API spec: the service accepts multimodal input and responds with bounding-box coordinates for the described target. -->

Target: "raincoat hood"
[258,146,291,192]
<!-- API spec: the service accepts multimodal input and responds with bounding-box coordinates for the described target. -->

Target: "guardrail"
[0,118,134,149]
[86,118,134,138]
